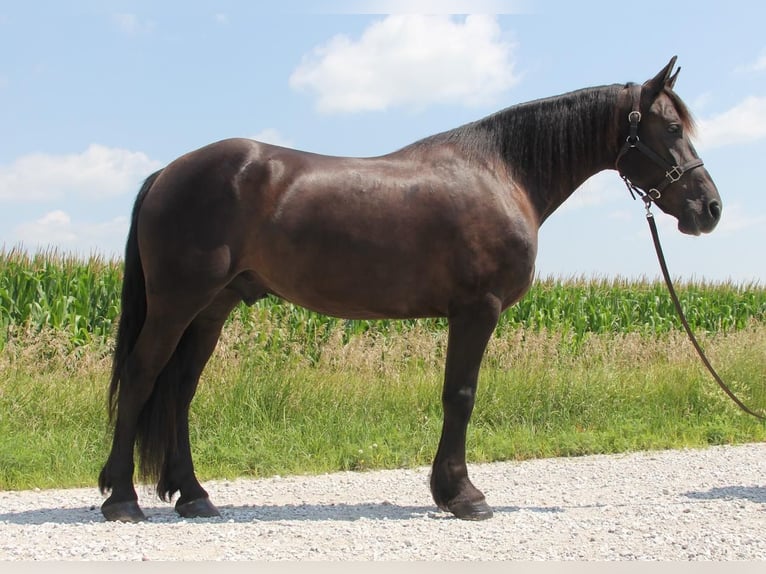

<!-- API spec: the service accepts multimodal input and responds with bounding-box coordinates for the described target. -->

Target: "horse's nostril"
[708,200,721,220]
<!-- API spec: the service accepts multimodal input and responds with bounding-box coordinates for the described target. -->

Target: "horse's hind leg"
[430,295,501,520]
[100,306,193,522]
[158,290,242,518]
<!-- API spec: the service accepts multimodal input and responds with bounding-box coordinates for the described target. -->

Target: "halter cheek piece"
[614,88,704,209]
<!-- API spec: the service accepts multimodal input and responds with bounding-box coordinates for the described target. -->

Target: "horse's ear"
[643,56,678,99]
[667,66,681,90]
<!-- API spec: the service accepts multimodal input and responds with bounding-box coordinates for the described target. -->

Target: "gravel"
[1,443,765,560]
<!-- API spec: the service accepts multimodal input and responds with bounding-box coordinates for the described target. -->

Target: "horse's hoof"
[175,497,221,518]
[101,500,146,523]
[448,498,494,521]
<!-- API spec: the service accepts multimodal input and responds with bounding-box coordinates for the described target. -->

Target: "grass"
[1,317,764,491]
[1,248,764,491]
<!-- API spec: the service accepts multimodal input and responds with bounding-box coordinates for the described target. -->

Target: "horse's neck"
[488,85,623,225]
[531,148,616,226]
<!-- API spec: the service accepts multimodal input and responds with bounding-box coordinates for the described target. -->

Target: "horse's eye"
[667,123,682,135]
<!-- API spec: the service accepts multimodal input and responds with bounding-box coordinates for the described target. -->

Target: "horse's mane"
[402,82,695,195]
[403,84,622,192]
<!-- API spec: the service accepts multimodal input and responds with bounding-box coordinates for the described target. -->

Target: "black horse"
[99,57,721,522]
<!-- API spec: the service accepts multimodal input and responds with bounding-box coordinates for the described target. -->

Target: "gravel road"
[1,443,765,560]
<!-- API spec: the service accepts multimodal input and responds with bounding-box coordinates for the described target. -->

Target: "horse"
[98,57,721,522]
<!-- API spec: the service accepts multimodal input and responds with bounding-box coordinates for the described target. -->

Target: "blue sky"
[1,1,764,283]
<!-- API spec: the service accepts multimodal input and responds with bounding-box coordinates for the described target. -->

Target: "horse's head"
[615,57,721,235]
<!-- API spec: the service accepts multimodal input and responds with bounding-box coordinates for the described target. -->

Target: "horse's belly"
[257,246,449,319]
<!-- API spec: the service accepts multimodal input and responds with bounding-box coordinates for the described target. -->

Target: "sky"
[1,0,764,284]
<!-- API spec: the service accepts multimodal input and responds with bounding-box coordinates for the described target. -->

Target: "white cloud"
[19,211,76,244]
[289,14,520,113]
[250,128,294,148]
[607,209,633,223]
[113,13,156,35]
[13,211,129,256]
[735,49,766,73]
[696,96,766,150]
[714,203,766,235]
[690,92,713,114]
[214,13,228,25]
[563,172,621,213]
[617,201,766,241]
[0,144,163,202]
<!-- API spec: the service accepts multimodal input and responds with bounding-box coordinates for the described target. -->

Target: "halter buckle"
[665,165,683,183]
[628,111,641,124]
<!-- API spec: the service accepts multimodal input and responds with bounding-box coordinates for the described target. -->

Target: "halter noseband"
[615,86,704,208]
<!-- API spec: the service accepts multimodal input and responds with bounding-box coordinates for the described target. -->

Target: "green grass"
[1,249,765,491]
[1,320,765,491]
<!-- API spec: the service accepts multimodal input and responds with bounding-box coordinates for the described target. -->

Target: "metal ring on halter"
[628,111,641,123]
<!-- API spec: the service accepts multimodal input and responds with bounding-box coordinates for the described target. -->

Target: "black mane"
[405,84,624,199]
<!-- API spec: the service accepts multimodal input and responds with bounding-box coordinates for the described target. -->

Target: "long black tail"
[102,168,187,497]
[104,168,200,500]
[106,169,163,423]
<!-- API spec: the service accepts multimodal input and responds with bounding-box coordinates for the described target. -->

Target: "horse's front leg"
[430,295,501,520]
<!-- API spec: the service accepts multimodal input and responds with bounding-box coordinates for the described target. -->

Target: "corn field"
[1,248,764,351]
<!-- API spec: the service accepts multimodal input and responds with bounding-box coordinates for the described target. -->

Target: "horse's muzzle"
[678,197,722,236]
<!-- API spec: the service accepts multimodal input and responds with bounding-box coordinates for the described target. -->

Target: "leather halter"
[615,86,704,207]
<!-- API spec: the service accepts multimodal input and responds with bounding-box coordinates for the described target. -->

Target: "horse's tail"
[105,168,195,500]
[105,168,187,500]
[106,169,162,424]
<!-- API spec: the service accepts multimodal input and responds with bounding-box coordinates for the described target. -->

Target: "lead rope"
[642,201,765,421]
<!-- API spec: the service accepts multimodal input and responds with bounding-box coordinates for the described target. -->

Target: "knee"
[442,386,476,415]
